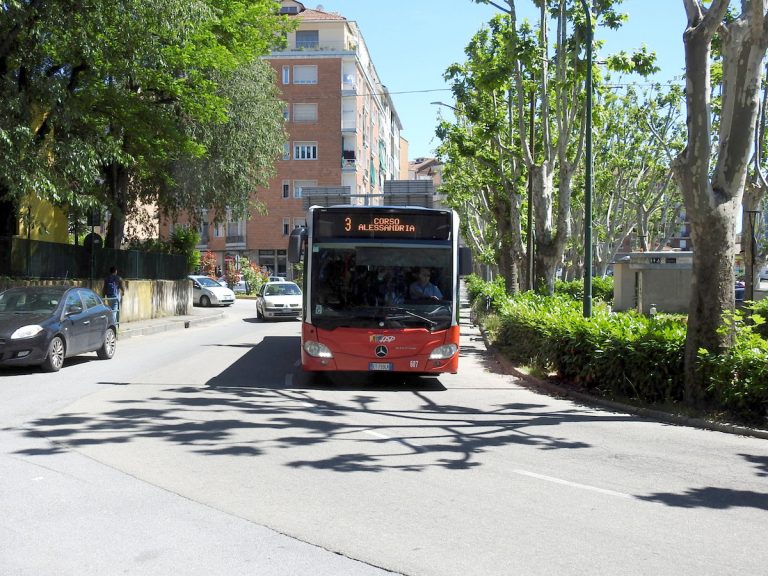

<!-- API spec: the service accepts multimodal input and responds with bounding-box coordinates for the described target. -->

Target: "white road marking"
[363,430,428,452]
[514,469,632,499]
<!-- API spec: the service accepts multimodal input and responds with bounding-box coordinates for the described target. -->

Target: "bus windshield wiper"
[384,307,437,327]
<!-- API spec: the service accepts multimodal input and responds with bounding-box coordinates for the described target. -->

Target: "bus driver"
[409,268,443,300]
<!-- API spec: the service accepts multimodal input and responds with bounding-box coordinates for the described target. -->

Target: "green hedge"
[554,276,614,303]
[466,275,768,424]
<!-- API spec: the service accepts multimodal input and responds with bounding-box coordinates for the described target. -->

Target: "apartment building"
[178,1,405,279]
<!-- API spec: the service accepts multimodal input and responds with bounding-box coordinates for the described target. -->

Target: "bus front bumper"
[300,324,460,374]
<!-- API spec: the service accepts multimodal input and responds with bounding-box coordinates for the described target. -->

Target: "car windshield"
[0,289,62,314]
[196,277,222,288]
[265,283,301,296]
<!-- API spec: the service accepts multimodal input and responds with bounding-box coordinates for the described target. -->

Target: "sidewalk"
[118,307,225,340]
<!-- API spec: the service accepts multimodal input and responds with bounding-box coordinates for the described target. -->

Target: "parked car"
[255,281,302,320]
[0,285,117,372]
[188,275,235,307]
[735,280,746,303]
[230,280,251,294]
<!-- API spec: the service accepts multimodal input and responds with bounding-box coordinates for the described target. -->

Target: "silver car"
[255,281,302,320]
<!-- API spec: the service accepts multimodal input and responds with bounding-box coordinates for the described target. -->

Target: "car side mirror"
[66,305,83,316]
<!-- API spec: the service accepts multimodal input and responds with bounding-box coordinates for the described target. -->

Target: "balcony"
[273,40,356,55]
[226,235,245,246]
[342,150,356,170]
[341,117,356,132]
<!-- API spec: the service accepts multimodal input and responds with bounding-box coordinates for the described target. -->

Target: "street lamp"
[430,101,458,111]
[580,0,593,318]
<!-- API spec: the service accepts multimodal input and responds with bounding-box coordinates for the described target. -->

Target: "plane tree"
[467,0,656,294]
[673,0,768,403]
[437,15,527,292]
[587,83,686,276]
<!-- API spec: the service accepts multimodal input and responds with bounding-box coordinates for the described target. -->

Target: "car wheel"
[97,327,117,360]
[41,336,65,372]
[200,295,211,307]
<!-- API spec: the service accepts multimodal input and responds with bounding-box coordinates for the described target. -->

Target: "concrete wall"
[613,251,767,314]
[613,252,693,314]
[0,278,192,323]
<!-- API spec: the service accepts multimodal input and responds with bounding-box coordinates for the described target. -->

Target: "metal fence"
[0,236,186,280]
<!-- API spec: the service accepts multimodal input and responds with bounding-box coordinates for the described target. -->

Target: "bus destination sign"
[314,209,452,241]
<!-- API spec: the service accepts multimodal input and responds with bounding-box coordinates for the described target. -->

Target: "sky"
[311,0,688,161]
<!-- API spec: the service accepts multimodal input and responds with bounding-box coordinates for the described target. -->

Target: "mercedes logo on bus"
[375,345,388,358]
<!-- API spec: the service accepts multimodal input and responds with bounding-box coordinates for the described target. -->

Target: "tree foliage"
[0,0,292,246]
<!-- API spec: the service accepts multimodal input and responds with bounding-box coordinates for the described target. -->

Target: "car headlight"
[429,343,458,360]
[11,325,44,339]
[304,341,333,358]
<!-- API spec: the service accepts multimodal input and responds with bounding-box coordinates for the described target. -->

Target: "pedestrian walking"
[102,266,125,325]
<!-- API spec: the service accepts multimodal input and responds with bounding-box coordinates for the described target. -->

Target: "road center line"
[514,469,632,499]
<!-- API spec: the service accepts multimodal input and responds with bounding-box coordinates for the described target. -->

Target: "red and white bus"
[288,204,470,374]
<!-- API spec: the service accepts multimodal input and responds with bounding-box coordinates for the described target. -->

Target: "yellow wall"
[17,195,69,243]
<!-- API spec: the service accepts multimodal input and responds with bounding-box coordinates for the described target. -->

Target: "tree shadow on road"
[4,335,659,480]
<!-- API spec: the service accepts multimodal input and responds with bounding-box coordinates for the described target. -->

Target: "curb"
[118,310,225,340]
[477,325,768,441]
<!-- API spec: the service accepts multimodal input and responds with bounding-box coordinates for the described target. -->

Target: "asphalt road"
[2,299,768,576]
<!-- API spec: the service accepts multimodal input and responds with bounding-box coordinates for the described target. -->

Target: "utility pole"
[580,0,593,318]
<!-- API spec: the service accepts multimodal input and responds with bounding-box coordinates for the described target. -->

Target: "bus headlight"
[304,341,334,358]
[429,343,458,360]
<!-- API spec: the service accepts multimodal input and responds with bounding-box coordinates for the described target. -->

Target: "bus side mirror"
[459,246,472,276]
[288,227,307,264]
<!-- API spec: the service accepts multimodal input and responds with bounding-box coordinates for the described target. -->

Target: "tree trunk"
[530,162,558,293]
[493,194,522,294]
[105,162,129,249]
[675,1,767,405]
[682,201,737,405]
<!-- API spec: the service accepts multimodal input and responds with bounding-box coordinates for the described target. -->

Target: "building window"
[293,65,318,84]
[293,180,317,199]
[294,142,317,160]
[283,218,290,235]
[282,180,291,199]
[282,66,290,84]
[283,143,290,160]
[296,30,319,49]
[292,103,318,123]
[283,105,290,121]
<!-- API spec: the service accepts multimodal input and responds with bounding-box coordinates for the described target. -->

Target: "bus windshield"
[310,245,453,331]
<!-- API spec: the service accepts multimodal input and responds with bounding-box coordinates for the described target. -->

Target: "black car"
[0,285,117,372]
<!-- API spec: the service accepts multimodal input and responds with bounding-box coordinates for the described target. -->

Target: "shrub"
[554,276,613,303]
[465,274,508,320]
[170,226,201,273]
[700,310,768,424]
[470,276,687,404]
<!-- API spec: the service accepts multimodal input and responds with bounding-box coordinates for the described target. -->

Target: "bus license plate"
[369,362,393,371]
